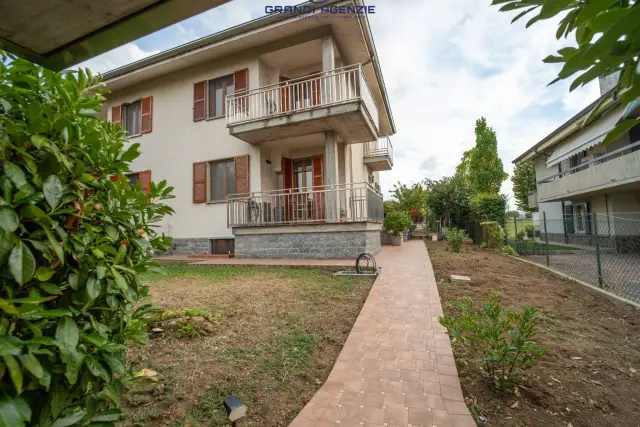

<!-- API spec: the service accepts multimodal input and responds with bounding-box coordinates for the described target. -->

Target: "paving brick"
[288,242,469,427]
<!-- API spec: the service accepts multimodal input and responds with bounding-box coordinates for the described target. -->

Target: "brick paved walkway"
[289,241,475,427]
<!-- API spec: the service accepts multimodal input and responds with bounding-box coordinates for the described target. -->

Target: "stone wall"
[235,229,381,259]
[169,238,210,255]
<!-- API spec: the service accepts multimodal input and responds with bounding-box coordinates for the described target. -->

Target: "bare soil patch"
[123,264,374,427]
[426,241,640,427]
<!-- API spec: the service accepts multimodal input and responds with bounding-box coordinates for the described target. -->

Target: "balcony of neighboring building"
[363,136,393,171]
[537,140,640,203]
[225,35,379,144]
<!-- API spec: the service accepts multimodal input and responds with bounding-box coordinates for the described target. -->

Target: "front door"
[281,156,325,222]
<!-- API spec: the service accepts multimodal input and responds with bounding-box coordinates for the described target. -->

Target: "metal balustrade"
[364,136,394,166]
[226,64,378,128]
[227,182,383,227]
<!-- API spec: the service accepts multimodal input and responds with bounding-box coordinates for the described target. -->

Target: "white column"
[322,35,335,71]
[325,130,340,221]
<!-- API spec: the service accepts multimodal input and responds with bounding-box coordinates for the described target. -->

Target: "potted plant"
[383,211,412,246]
[525,224,535,238]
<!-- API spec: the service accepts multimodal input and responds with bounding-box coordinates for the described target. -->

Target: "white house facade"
[100,0,395,259]
[514,75,640,251]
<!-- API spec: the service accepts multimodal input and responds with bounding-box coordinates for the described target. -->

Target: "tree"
[506,210,520,219]
[493,0,640,145]
[511,161,537,212]
[426,176,471,228]
[470,193,507,224]
[388,181,429,215]
[0,53,174,425]
[456,118,508,195]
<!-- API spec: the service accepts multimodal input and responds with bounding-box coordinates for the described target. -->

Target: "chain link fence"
[506,214,640,303]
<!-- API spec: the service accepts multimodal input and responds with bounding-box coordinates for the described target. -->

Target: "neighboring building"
[101,0,395,259]
[513,75,640,251]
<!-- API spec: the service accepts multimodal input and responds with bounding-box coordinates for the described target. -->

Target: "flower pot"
[391,235,403,246]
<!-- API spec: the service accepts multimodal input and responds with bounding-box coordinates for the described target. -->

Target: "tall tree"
[511,161,537,212]
[458,117,508,195]
[388,181,429,215]
[492,0,640,144]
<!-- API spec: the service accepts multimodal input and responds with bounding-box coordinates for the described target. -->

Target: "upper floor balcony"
[363,136,393,171]
[226,64,379,144]
[538,140,640,202]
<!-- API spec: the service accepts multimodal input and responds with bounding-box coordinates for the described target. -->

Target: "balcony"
[227,182,383,228]
[363,136,393,171]
[538,140,640,202]
[226,64,379,144]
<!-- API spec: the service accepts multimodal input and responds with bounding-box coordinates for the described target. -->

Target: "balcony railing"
[538,140,640,185]
[226,64,378,128]
[227,182,383,227]
[364,136,394,166]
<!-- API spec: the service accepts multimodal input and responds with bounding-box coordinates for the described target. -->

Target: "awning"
[546,107,624,167]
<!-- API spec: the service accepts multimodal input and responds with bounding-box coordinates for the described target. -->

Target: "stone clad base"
[233,222,382,259]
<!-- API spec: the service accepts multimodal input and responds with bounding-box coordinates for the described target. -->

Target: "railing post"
[543,212,550,267]
[593,213,604,288]
[513,216,518,253]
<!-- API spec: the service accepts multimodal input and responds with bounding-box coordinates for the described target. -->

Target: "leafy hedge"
[0,53,174,426]
[470,193,506,224]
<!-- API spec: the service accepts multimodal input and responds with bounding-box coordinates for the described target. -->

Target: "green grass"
[507,239,580,252]
[504,218,533,239]
[140,263,256,282]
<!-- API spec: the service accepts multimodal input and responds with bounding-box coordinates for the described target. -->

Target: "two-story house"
[514,74,640,251]
[100,0,396,259]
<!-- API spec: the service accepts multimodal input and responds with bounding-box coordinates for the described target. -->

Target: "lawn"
[504,218,532,239]
[507,239,580,253]
[425,241,640,427]
[123,264,375,427]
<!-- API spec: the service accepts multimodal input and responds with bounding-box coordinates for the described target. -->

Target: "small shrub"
[516,230,525,241]
[445,228,467,253]
[383,211,412,236]
[499,245,517,256]
[439,294,547,391]
[481,221,505,249]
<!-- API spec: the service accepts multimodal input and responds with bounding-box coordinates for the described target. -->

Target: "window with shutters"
[208,75,234,118]
[127,173,140,185]
[122,101,142,136]
[209,159,235,201]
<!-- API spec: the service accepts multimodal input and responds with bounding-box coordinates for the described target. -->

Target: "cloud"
[78,44,159,74]
[80,0,600,202]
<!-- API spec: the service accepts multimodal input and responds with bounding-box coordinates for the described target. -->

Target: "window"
[575,204,585,232]
[293,159,313,192]
[209,159,235,201]
[210,239,235,255]
[208,75,234,118]
[127,173,139,185]
[123,101,142,136]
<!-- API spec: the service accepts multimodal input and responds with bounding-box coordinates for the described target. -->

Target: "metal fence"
[507,214,640,303]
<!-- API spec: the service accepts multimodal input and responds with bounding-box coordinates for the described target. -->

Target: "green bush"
[499,245,517,256]
[383,211,412,236]
[480,221,504,250]
[439,294,547,391]
[445,228,467,253]
[0,53,174,425]
[470,193,506,224]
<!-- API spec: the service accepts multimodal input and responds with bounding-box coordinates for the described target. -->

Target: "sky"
[81,0,600,209]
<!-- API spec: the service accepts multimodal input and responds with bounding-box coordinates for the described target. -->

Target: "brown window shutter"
[110,175,120,182]
[139,170,152,194]
[141,96,153,133]
[193,162,207,203]
[193,81,206,121]
[234,155,250,197]
[111,105,122,127]
[233,69,248,94]
[312,155,324,188]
